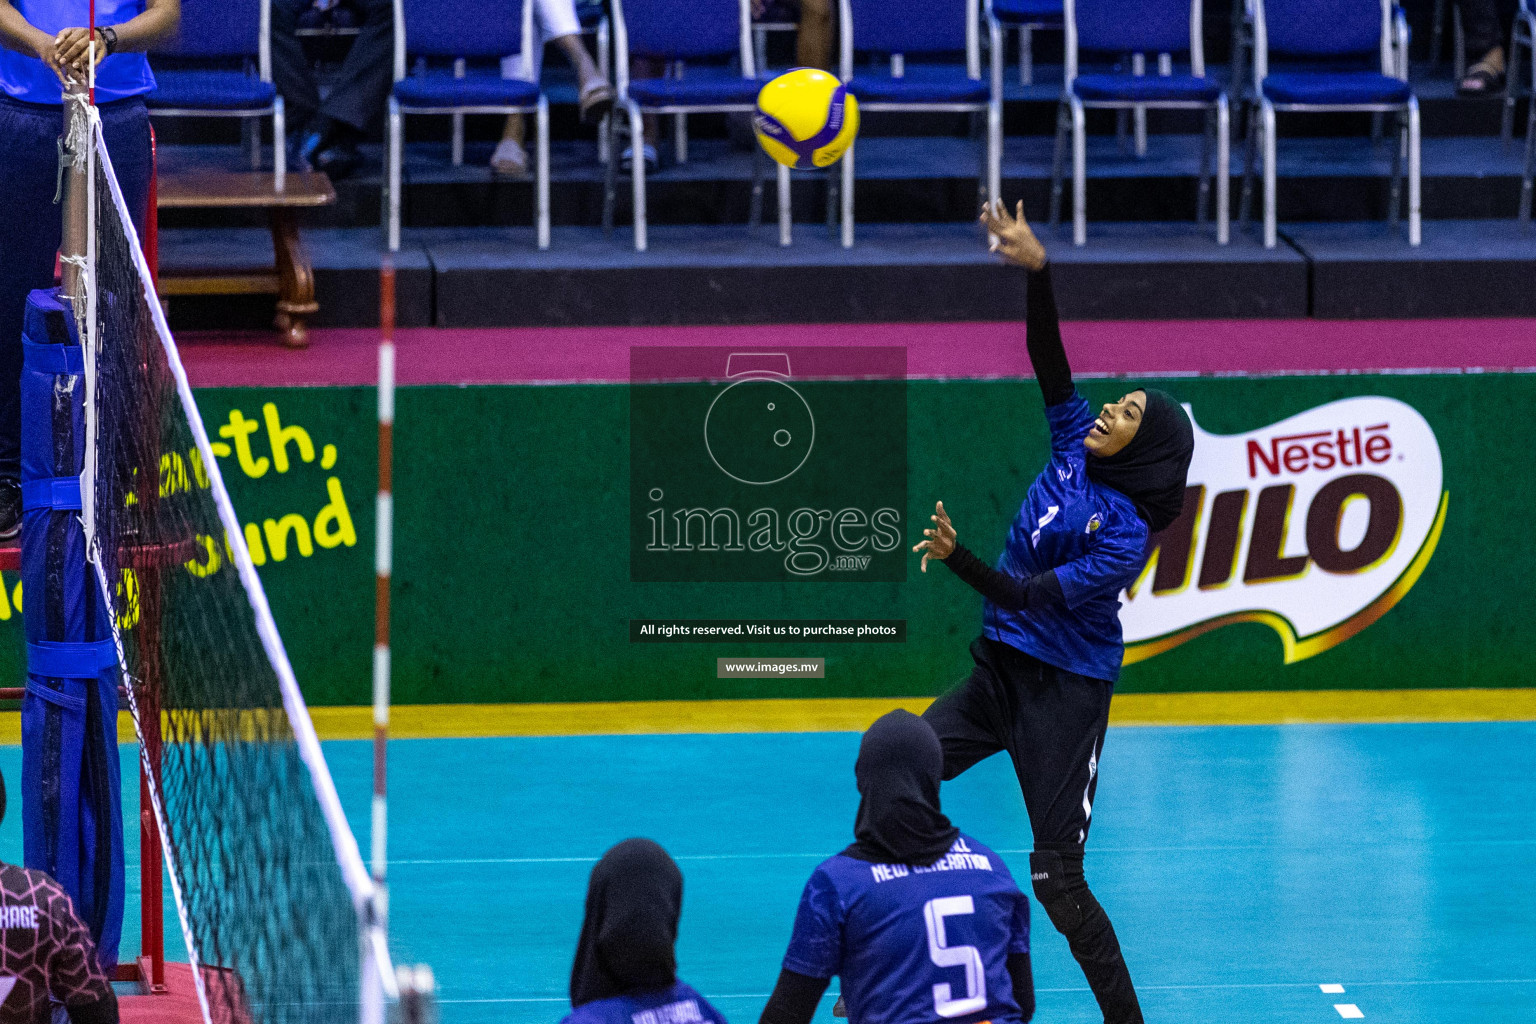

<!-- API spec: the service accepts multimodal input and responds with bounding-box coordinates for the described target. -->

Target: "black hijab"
[1085,387,1195,534]
[842,710,960,866]
[570,838,683,1007]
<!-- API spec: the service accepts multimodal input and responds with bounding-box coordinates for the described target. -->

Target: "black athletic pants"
[270,0,395,137]
[923,637,1143,1024]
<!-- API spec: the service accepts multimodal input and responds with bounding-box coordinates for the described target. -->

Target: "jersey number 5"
[923,896,986,1018]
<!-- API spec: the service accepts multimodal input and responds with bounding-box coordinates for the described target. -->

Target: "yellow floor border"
[4,689,1529,744]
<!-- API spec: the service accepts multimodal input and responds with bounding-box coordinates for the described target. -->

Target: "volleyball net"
[65,96,393,1024]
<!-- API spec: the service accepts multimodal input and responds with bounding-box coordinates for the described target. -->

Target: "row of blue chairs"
[145,0,1534,251]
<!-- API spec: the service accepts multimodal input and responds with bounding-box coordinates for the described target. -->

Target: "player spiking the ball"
[911,201,1195,1024]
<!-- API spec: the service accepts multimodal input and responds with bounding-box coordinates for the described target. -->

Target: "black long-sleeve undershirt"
[68,992,119,1024]
[1025,264,1074,408]
[943,543,1064,611]
[758,954,1035,1024]
[758,969,828,1024]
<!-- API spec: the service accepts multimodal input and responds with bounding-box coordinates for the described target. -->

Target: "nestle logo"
[1247,424,1392,479]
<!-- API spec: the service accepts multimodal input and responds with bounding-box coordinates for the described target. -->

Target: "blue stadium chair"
[608,0,774,251]
[1050,0,1229,245]
[988,0,1063,86]
[386,0,549,251]
[147,0,285,185]
[839,0,1001,248]
[1240,0,1418,246]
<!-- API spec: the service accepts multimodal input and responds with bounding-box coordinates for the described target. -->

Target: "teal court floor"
[1,722,1533,1023]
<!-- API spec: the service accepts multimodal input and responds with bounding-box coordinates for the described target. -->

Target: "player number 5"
[923,896,986,1018]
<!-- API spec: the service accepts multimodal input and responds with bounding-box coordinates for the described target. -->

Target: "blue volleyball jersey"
[560,981,728,1024]
[982,391,1150,682]
[0,0,155,105]
[782,835,1030,1024]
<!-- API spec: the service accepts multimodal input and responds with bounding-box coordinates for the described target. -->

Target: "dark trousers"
[924,637,1142,1024]
[270,0,396,136]
[1462,0,1517,56]
[0,95,151,482]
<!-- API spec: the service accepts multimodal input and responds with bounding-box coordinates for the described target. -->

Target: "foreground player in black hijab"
[562,839,727,1024]
[760,711,1034,1024]
[911,201,1196,1024]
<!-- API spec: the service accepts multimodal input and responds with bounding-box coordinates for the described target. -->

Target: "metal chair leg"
[1262,100,1277,248]
[629,101,647,251]
[1197,106,1213,223]
[246,118,260,169]
[987,99,1001,208]
[1453,5,1466,86]
[1431,0,1446,64]
[1230,0,1247,92]
[603,111,616,235]
[779,163,792,246]
[1408,96,1421,244]
[1071,96,1087,245]
[749,146,764,230]
[1504,17,1531,143]
[1217,95,1230,244]
[1020,26,1033,85]
[1239,98,1258,226]
[1388,109,1403,226]
[1132,53,1147,158]
[675,113,688,163]
[1049,101,1068,228]
[387,98,403,253]
[536,97,550,249]
[841,141,855,248]
[597,19,613,165]
[273,97,286,192]
[1521,93,1535,221]
[826,167,838,235]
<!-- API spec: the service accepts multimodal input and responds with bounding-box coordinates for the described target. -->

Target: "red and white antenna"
[373,264,395,893]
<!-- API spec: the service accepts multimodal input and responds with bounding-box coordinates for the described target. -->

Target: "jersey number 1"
[923,896,986,1018]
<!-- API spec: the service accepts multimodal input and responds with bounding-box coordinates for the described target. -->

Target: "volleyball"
[753,68,860,170]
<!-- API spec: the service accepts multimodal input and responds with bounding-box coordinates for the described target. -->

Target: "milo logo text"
[1121,397,1447,665]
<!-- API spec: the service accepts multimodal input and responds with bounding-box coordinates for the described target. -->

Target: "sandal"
[1458,60,1506,96]
[579,78,615,124]
[490,137,529,177]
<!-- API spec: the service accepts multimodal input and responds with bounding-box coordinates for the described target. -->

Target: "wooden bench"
[156,171,337,348]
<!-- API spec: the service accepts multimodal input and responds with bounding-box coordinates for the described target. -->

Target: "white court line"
[389,837,1535,867]
[1335,1005,1365,1019]
[1320,984,1346,994]
[439,979,1536,1005]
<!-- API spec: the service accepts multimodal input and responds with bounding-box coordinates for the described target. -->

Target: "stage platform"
[157,219,1533,328]
[157,131,1534,233]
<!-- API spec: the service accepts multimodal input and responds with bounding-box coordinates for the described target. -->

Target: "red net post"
[132,123,167,994]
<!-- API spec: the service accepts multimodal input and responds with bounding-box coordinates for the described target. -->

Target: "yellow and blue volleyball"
[753,68,860,170]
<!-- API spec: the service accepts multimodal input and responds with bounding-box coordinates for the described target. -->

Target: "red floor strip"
[177,318,1536,388]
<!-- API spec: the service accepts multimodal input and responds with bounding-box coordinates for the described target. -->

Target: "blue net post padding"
[19,287,125,972]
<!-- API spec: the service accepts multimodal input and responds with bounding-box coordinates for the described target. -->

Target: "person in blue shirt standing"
[562,838,730,1024]
[760,710,1035,1024]
[912,201,1195,1024]
[0,0,177,538]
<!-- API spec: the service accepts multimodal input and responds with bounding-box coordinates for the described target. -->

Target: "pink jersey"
[0,863,111,1024]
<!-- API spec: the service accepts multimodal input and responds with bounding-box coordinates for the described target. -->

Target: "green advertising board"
[0,374,1525,705]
